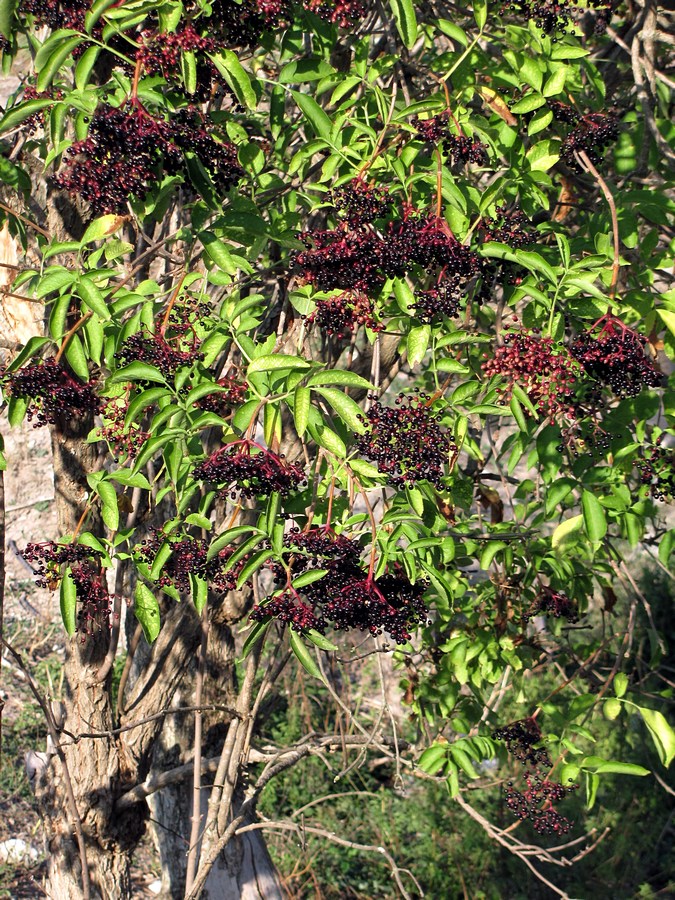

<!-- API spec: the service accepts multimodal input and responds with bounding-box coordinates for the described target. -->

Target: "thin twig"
[574,149,620,300]
[2,638,91,899]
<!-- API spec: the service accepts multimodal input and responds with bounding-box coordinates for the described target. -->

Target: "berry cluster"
[136,529,242,595]
[636,443,674,502]
[411,112,451,144]
[482,330,580,421]
[97,396,149,462]
[357,393,452,487]
[308,291,380,337]
[412,277,464,322]
[523,587,580,624]
[504,773,578,835]
[22,542,110,638]
[194,375,248,417]
[194,440,306,498]
[570,319,661,398]
[293,227,387,294]
[137,27,220,98]
[115,332,199,380]
[505,0,614,37]
[21,84,63,134]
[56,103,243,215]
[200,0,289,48]
[493,717,552,767]
[331,180,392,227]
[22,541,103,589]
[443,134,489,166]
[303,0,366,26]
[20,0,92,32]
[561,112,619,168]
[251,529,428,643]
[479,206,535,248]
[3,359,100,426]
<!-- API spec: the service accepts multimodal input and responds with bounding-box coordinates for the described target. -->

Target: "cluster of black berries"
[411,112,451,144]
[20,0,92,32]
[505,0,614,37]
[136,27,221,99]
[636,443,674,502]
[194,440,306,498]
[304,0,366,26]
[482,330,580,421]
[479,207,535,248]
[570,320,661,398]
[492,717,552,767]
[331,180,392,227]
[493,715,578,835]
[22,542,110,638]
[251,528,428,643]
[3,359,100,427]
[412,277,464,322]
[167,295,214,342]
[293,227,387,294]
[356,393,452,488]
[56,102,243,215]
[504,772,578,835]
[443,134,489,166]
[115,332,199,380]
[97,396,149,462]
[194,375,248,417]
[22,541,103,589]
[136,528,242,595]
[308,291,381,337]
[561,111,620,168]
[383,214,481,275]
[523,587,580,624]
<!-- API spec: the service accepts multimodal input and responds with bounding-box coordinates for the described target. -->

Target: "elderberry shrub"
[357,393,453,488]
[136,528,243,595]
[331,180,392,227]
[293,226,387,294]
[570,319,662,398]
[412,277,465,323]
[194,440,306,499]
[482,330,580,421]
[3,358,100,426]
[492,717,552,767]
[523,587,580,624]
[114,332,200,380]
[561,111,620,168]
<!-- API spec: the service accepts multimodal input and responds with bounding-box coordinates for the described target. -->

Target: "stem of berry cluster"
[159,271,187,336]
[54,312,93,365]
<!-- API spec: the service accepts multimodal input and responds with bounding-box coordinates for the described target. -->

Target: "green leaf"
[181,49,197,95]
[0,0,16,40]
[0,98,55,134]
[315,425,346,457]
[81,214,123,244]
[640,707,675,768]
[307,370,373,390]
[305,628,338,651]
[407,324,430,368]
[60,569,77,636]
[236,548,275,589]
[604,699,622,720]
[279,58,335,83]
[76,278,110,319]
[64,334,89,382]
[190,573,208,614]
[208,50,257,109]
[542,66,567,97]
[97,480,119,531]
[112,362,167,384]
[294,385,311,437]
[241,619,269,657]
[292,569,329,589]
[390,0,417,48]
[134,582,161,643]
[551,514,583,550]
[248,354,312,374]
[510,93,545,114]
[584,759,650,777]
[315,387,365,433]
[419,743,448,775]
[7,395,28,427]
[289,629,325,681]
[36,35,84,91]
[291,91,332,140]
[614,673,628,698]
[582,490,607,542]
[473,0,486,30]
[201,231,236,273]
